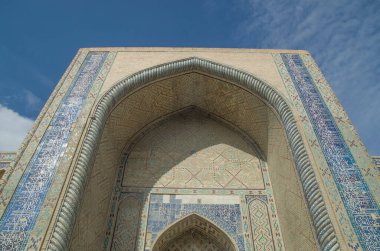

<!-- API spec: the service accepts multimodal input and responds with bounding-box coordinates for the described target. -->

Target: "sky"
[0,0,379,154]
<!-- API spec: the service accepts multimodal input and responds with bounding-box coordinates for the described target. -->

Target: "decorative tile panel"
[0,52,108,250]
[0,52,85,194]
[111,193,145,251]
[27,51,116,249]
[300,55,379,193]
[145,194,245,251]
[273,53,358,247]
[281,54,380,251]
[246,196,274,251]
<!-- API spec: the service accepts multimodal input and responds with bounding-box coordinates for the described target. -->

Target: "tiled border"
[0,49,87,247]
[280,54,380,251]
[301,55,380,198]
[48,57,339,250]
[0,52,109,250]
[0,51,85,192]
[273,53,358,248]
[27,51,117,249]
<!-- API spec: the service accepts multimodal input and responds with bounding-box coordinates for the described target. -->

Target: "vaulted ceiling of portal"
[105,72,274,158]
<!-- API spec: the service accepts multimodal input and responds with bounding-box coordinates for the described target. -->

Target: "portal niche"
[107,109,282,250]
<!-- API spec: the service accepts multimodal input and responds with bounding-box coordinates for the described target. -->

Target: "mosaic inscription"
[0,52,108,250]
[282,54,380,251]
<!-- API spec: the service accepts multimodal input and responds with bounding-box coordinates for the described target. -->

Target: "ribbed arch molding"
[47,57,340,251]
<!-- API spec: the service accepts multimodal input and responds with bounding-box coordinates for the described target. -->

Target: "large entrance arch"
[47,57,339,250]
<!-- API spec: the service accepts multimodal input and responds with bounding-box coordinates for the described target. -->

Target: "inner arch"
[152,213,237,251]
[105,107,269,251]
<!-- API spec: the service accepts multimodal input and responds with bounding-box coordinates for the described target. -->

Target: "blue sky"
[0,0,379,154]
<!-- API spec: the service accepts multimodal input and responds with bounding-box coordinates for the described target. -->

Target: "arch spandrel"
[48,57,340,251]
[99,51,288,96]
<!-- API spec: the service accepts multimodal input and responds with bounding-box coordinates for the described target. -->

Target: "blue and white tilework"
[146,194,245,251]
[0,52,108,250]
[282,54,380,251]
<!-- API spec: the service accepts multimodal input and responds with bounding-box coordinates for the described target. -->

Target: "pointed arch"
[47,57,340,250]
[151,213,238,251]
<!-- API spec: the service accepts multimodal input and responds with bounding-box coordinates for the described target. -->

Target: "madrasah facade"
[0,47,379,251]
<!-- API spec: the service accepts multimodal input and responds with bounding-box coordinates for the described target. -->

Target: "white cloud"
[236,0,380,154]
[0,105,34,151]
[23,90,42,112]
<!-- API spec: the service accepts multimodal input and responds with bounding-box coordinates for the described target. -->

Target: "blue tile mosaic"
[282,54,380,251]
[146,194,245,251]
[0,52,108,250]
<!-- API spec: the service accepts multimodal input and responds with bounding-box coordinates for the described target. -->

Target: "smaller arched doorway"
[152,214,237,251]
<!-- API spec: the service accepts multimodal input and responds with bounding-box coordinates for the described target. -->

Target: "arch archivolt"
[47,57,340,251]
